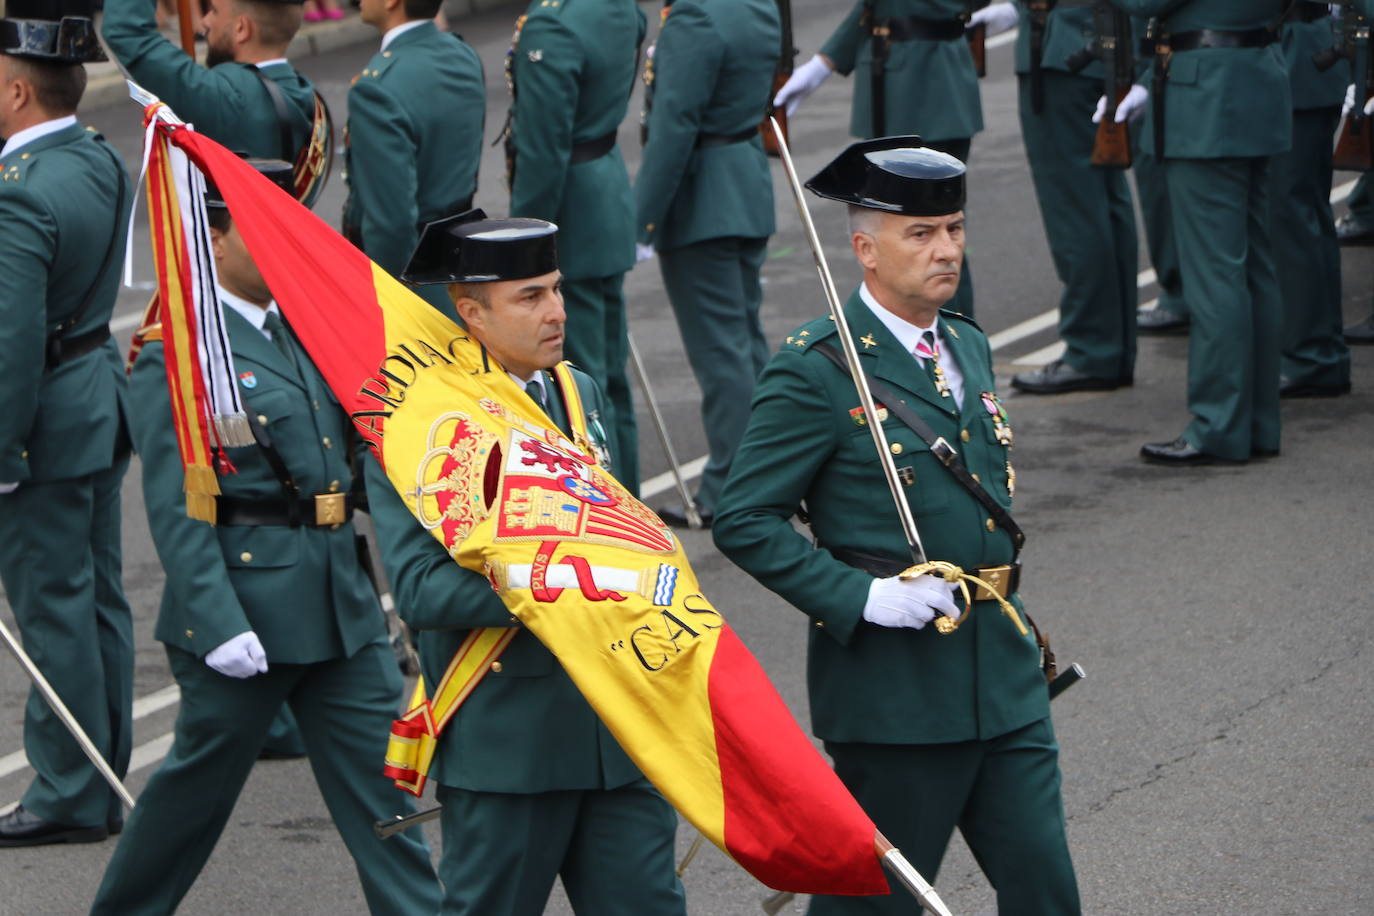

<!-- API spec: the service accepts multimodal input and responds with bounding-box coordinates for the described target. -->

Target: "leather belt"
[216,492,353,528]
[46,325,111,370]
[569,130,618,165]
[880,14,966,43]
[696,128,757,149]
[826,546,1021,602]
[1161,27,1276,53]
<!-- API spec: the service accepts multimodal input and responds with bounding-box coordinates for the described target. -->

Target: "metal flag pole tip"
[876,832,955,916]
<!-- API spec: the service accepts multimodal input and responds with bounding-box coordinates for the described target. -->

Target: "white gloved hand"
[0,482,17,495]
[969,2,1018,37]
[1342,83,1374,118]
[205,631,269,679]
[1093,84,1149,124]
[635,243,656,264]
[862,573,960,631]
[774,54,833,118]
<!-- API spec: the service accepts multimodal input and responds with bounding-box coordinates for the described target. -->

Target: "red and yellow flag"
[157,120,889,897]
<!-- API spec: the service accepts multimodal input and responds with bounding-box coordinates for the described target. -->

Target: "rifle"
[964,0,991,78]
[1066,0,1134,168]
[1318,1,1374,171]
[1026,1,1057,114]
[761,0,795,156]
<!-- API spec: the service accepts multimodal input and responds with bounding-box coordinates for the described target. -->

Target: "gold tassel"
[183,464,221,524]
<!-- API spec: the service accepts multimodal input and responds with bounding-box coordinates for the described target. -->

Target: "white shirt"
[508,369,549,406]
[1,115,78,158]
[253,58,290,70]
[859,282,965,409]
[219,286,281,340]
[381,20,428,51]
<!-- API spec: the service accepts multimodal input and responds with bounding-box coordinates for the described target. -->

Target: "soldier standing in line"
[503,0,645,493]
[345,0,485,318]
[773,0,986,316]
[0,0,135,849]
[1346,0,1374,344]
[1119,0,1290,465]
[89,161,442,916]
[633,0,780,528]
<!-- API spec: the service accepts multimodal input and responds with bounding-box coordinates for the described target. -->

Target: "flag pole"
[875,832,954,916]
[176,0,197,55]
[0,618,136,811]
[627,331,702,528]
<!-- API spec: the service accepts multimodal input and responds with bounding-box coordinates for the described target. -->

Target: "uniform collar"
[253,58,290,70]
[859,282,943,357]
[1,115,77,158]
[381,19,430,51]
[218,286,280,339]
[508,367,548,401]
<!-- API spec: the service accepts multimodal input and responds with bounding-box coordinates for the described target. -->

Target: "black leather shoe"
[1343,314,1374,345]
[1251,447,1280,459]
[1137,307,1190,335]
[0,805,108,847]
[258,746,307,761]
[656,502,713,530]
[1336,212,1374,246]
[107,817,123,837]
[1011,360,1124,394]
[1279,376,1351,398]
[1140,437,1245,466]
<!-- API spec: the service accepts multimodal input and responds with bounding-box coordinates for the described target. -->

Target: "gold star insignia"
[860,334,878,349]
[945,324,960,339]
[799,330,810,337]
[786,336,795,345]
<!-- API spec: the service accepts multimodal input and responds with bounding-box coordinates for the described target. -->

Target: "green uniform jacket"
[365,365,642,793]
[103,0,314,160]
[1014,2,1103,78]
[714,292,1047,745]
[634,0,778,251]
[344,22,486,286]
[1112,0,1291,158]
[509,0,644,280]
[0,123,129,484]
[820,0,983,141]
[1279,8,1347,109]
[129,311,385,663]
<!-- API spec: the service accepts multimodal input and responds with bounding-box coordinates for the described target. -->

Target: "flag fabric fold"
[149,113,889,897]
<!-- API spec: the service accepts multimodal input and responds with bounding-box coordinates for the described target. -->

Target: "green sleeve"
[363,455,520,631]
[346,77,421,277]
[128,344,253,653]
[634,3,721,247]
[712,348,873,645]
[819,2,866,75]
[0,185,53,482]
[509,16,582,221]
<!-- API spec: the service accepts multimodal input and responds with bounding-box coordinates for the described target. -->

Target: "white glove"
[205,631,268,679]
[862,573,960,631]
[774,54,833,118]
[1343,83,1374,118]
[635,242,656,264]
[0,482,17,494]
[969,2,1018,37]
[1093,84,1149,124]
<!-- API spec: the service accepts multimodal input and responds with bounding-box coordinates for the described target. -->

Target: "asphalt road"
[2,1,1373,914]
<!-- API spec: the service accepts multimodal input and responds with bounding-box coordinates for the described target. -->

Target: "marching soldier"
[503,0,646,492]
[0,0,135,848]
[1274,0,1351,397]
[1132,103,1192,335]
[633,0,780,528]
[713,139,1080,915]
[365,214,689,916]
[773,0,985,316]
[90,161,442,915]
[1119,0,1290,465]
[345,0,486,317]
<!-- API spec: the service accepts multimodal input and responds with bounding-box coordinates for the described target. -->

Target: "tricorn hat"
[401,209,560,285]
[806,136,966,216]
[204,156,295,208]
[0,0,106,63]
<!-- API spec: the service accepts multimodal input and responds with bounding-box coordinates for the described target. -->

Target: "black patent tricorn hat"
[806,136,966,216]
[205,157,295,208]
[401,209,560,285]
[0,0,106,63]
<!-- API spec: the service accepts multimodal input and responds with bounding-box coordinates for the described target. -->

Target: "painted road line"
[640,455,709,501]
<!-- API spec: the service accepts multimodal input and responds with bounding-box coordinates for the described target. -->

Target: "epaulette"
[356,46,401,82]
[939,308,983,334]
[0,150,33,184]
[781,314,839,352]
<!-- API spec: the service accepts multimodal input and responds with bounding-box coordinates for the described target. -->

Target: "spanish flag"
[150,110,889,897]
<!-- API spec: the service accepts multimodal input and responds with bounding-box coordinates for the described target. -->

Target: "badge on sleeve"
[239,371,258,389]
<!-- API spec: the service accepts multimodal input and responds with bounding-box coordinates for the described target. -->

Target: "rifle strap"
[251,65,299,164]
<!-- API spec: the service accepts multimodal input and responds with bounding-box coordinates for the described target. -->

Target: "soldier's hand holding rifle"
[774,54,834,118]
[863,574,961,630]
[1093,83,1149,124]
[1345,82,1374,117]
[969,2,1018,37]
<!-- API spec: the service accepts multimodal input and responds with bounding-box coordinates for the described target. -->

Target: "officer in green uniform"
[774,0,982,316]
[0,0,134,848]
[1275,1,1351,396]
[345,0,485,318]
[89,161,441,916]
[1133,112,1192,334]
[987,0,1140,393]
[364,214,688,916]
[633,0,779,527]
[714,139,1080,916]
[1120,0,1290,465]
[504,0,645,493]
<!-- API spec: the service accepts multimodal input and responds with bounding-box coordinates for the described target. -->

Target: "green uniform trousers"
[1169,156,1281,460]
[1019,71,1139,380]
[1133,129,1189,317]
[808,718,1080,916]
[435,778,686,916]
[90,638,440,916]
[1275,106,1350,389]
[562,274,639,493]
[924,137,975,318]
[0,456,133,829]
[659,236,770,511]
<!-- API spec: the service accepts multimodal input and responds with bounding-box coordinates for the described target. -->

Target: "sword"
[374,804,441,839]
[0,617,135,811]
[627,330,702,529]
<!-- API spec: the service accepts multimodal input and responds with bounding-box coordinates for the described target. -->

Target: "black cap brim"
[806,136,967,217]
[401,210,560,286]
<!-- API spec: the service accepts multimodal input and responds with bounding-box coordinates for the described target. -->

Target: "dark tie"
[261,309,297,370]
[525,378,546,411]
